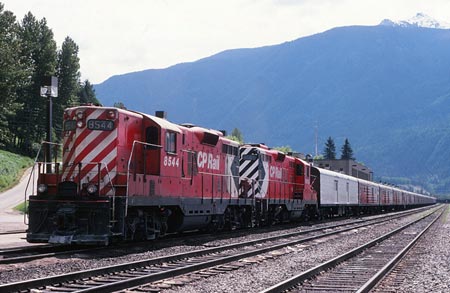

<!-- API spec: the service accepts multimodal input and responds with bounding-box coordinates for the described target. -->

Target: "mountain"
[380,13,450,29]
[95,17,450,194]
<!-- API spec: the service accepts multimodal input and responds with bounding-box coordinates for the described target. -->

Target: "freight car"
[310,168,435,217]
[26,105,436,245]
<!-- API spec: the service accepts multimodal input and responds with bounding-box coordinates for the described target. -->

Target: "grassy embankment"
[0,149,34,212]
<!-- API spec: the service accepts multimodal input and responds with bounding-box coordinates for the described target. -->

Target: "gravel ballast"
[164,207,444,293]
[0,206,444,292]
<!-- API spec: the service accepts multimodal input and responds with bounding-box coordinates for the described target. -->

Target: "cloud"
[3,0,450,83]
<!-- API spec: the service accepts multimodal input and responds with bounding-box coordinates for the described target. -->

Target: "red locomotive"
[239,144,317,224]
[26,105,436,245]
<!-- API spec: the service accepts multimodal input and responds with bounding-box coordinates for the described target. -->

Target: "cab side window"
[296,164,304,176]
[165,132,177,153]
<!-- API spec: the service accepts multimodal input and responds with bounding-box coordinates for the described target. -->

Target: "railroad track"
[372,205,449,292]
[0,206,436,293]
[261,206,444,293]
[0,244,107,265]
[0,206,430,266]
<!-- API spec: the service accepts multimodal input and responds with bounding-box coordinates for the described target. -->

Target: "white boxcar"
[316,168,359,206]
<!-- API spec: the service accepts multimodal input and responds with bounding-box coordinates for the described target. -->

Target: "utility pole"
[314,122,318,157]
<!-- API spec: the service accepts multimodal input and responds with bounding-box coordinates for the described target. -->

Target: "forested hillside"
[0,3,98,156]
[95,25,450,195]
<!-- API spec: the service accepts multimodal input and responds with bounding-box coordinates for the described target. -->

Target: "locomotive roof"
[130,109,237,143]
[136,111,182,133]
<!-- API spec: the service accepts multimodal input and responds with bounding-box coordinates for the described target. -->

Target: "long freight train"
[26,105,436,245]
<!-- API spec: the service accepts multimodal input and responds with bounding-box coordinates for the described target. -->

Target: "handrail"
[24,141,62,225]
[28,152,118,223]
[67,161,117,220]
[38,160,116,221]
[126,140,162,216]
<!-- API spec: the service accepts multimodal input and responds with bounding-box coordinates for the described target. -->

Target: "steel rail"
[260,206,443,293]
[0,245,108,265]
[356,206,445,293]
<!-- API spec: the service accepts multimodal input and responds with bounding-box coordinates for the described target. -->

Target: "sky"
[2,0,450,84]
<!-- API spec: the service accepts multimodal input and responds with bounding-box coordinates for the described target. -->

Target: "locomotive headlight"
[86,184,98,195]
[37,184,48,194]
[77,120,84,128]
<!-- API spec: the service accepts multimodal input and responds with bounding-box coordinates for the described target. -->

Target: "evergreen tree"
[56,36,80,139]
[15,13,57,154]
[78,79,99,104]
[0,5,23,147]
[340,138,355,160]
[113,101,126,109]
[0,7,91,154]
[229,128,244,144]
[323,136,336,160]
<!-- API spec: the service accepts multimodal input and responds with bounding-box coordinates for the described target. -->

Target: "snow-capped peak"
[380,13,450,29]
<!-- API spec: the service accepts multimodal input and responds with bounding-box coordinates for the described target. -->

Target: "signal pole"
[40,76,58,173]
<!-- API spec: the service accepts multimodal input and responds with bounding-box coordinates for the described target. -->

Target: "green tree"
[0,4,23,147]
[0,7,91,154]
[15,13,57,154]
[228,127,244,144]
[340,138,355,160]
[113,101,126,109]
[55,36,80,139]
[78,79,99,105]
[273,145,293,153]
[323,136,336,160]
[313,154,324,160]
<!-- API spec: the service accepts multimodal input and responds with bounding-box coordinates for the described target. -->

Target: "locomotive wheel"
[145,212,168,240]
[205,215,225,233]
[223,206,251,230]
[149,219,161,240]
[126,209,167,241]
